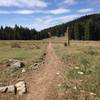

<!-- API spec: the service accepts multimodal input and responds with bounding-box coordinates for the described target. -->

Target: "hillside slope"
[40,14,100,40]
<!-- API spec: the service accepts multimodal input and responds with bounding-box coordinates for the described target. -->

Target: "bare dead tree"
[64,27,70,46]
[48,32,51,43]
[48,32,51,38]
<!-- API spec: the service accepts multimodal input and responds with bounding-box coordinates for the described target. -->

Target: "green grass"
[52,37,100,99]
[0,40,48,83]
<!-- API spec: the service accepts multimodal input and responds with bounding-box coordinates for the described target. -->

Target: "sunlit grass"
[0,40,48,82]
[53,37,100,99]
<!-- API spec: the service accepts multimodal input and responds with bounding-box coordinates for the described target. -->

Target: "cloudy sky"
[0,0,100,31]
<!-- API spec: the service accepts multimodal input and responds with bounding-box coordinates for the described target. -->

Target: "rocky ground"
[0,42,65,100]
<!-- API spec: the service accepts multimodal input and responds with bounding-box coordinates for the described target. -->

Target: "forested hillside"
[0,25,38,40]
[40,14,100,40]
[0,14,100,40]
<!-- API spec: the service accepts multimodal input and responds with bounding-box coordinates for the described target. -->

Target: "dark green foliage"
[0,25,38,40]
[0,14,100,40]
[40,14,100,40]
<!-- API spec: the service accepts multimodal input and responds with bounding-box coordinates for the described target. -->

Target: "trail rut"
[26,42,64,100]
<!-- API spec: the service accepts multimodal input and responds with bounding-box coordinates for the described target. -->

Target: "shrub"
[11,43,21,48]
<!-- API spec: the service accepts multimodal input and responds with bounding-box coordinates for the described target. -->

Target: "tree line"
[0,14,100,40]
[40,14,100,40]
[0,25,49,40]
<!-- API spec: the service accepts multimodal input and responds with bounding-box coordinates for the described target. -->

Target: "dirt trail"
[26,42,64,100]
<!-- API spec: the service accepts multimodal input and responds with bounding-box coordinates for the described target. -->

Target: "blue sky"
[0,0,100,31]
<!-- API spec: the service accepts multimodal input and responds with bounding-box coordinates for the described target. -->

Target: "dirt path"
[26,42,64,100]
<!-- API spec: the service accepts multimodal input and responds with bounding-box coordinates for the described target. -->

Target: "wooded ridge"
[0,14,100,40]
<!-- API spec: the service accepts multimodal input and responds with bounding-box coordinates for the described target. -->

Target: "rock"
[43,53,46,56]
[56,72,60,75]
[9,59,14,62]
[15,81,27,95]
[0,86,7,93]
[78,71,84,75]
[42,61,45,64]
[75,67,79,69]
[11,61,24,68]
[73,86,77,90]
[8,59,18,63]
[7,85,16,94]
[33,66,39,70]
[22,68,26,73]
[34,63,38,66]
[17,78,25,82]
[79,80,83,82]
[6,63,10,67]
[57,84,61,87]
[12,61,21,68]
[32,63,39,70]
[90,92,96,96]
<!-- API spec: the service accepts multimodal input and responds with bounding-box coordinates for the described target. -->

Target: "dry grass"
[0,40,48,100]
[0,40,48,83]
[52,37,100,100]
[0,37,100,100]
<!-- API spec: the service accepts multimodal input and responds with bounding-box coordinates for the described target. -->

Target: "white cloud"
[48,8,70,14]
[64,0,76,5]
[0,10,34,14]
[58,0,77,7]
[62,0,76,5]
[13,10,34,14]
[37,8,70,14]
[0,11,10,14]
[33,14,81,31]
[44,14,80,24]
[78,8,94,13]
[0,8,70,15]
[0,0,48,8]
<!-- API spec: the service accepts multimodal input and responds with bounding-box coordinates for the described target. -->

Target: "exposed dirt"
[0,42,64,100]
[25,42,64,100]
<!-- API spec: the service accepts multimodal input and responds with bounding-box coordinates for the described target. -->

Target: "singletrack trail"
[26,42,64,100]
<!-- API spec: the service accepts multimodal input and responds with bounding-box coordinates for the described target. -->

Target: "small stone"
[57,84,61,87]
[9,59,18,62]
[78,71,84,75]
[90,92,96,96]
[18,87,26,95]
[34,63,38,66]
[17,78,24,81]
[56,72,60,75]
[11,61,24,68]
[75,67,79,69]
[8,59,13,62]
[0,86,7,93]
[7,85,16,94]
[79,80,83,82]
[33,66,39,70]
[22,68,26,73]
[73,86,77,90]
[15,81,25,88]
[15,81,27,95]
[33,63,39,70]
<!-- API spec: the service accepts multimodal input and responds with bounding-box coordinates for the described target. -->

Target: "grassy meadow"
[0,40,48,83]
[0,37,100,100]
[52,37,100,100]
